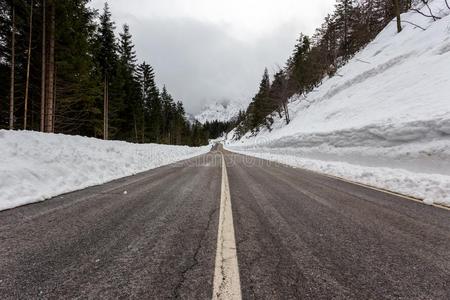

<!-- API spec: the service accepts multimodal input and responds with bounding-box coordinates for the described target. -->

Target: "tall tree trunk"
[24,0,33,130]
[141,111,145,143]
[103,76,108,140]
[282,72,290,125]
[134,115,138,143]
[343,0,348,58]
[52,65,56,132]
[394,0,402,33]
[9,5,15,130]
[45,1,55,133]
[40,0,46,132]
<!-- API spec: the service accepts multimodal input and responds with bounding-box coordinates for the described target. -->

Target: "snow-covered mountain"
[185,113,197,124]
[195,101,245,124]
[226,1,450,206]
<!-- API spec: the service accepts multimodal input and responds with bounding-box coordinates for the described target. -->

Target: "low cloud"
[126,17,303,113]
[90,0,336,113]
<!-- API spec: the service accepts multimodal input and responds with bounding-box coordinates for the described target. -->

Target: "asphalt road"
[1,147,449,299]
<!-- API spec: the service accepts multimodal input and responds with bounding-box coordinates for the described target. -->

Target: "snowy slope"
[0,130,210,211]
[195,101,245,124]
[226,1,450,206]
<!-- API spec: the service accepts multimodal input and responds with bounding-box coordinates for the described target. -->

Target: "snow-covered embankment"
[0,130,210,211]
[226,1,450,206]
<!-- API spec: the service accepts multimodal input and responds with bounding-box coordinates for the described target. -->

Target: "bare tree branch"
[401,20,427,31]
[411,1,441,21]
[410,8,441,20]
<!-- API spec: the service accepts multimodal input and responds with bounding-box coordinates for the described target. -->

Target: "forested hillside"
[0,1,212,145]
[235,0,417,136]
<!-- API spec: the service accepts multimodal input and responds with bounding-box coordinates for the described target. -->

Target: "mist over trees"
[235,0,418,137]
[0,0,211,146]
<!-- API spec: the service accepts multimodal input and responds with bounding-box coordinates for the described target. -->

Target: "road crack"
[172,206,218,299]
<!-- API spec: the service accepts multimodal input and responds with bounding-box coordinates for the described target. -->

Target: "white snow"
[226,1,450,206]
[195,101,245,124]
[0,130,210,211]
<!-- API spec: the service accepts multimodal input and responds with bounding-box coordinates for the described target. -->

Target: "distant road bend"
[1,145,449,299]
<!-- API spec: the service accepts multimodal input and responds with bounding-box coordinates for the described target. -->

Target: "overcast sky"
[89,0,337,114]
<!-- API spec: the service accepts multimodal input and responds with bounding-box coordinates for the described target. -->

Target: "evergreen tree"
[95,2,117,139]
[334,0,353,59]
[137,61,160,142]
[270,70,290,124]
[174,101,186,145]
[110,23,141,141]
[160,85,175,143]
[148,82,163,142]
[118,24,136,72]
[287,34,312,95]
[249,68,273,130]
[190,120,208,146]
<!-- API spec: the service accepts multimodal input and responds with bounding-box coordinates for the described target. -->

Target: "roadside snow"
[0,130,210,211]
[226,1,450,206]
[227,149,450,206]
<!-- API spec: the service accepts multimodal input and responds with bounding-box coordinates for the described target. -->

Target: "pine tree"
[113,23,141,141]
[247,68,272,130]
[270,70,290,124]
[137,62,149,141]
[160,85,175,143]
[118,24,136,72]
[148,83,162,142]
[174,101,186,145]
[287,34,311,95]
[334,0,354,60]
[96,2,117,139]
[137,61,161,142]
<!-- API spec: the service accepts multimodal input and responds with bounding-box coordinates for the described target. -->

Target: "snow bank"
[227,149,450,206]
[0,130,210,211]
[227,1,450,206]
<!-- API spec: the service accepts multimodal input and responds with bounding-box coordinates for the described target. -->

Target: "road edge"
[222,147,450,212]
